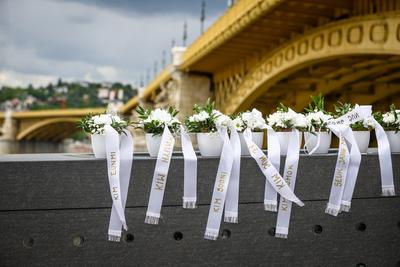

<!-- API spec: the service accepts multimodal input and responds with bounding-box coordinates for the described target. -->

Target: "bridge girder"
[216,12,400,114]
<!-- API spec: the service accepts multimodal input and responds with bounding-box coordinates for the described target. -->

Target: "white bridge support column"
[171,47,212,118]
[0,110,17,140]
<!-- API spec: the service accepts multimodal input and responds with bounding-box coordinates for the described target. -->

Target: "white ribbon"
[373,118,395,196]
[264,127,280,211]
[339,126,362,212]
[243,128,304,207]
[204,127,234,240]
[224,127,241,223]
[325,105,369,215]
[180,125,198,209]
[145,126,175,225]
[107,129,133,242]
[104,125,128,239]
[303,130,322,155]
[325,129,351,216]
[275,129,301,239]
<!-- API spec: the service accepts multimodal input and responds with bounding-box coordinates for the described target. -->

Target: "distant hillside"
[0,79,138,110]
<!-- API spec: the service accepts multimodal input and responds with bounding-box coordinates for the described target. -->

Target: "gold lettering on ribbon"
[259,155,271,169]
[155,173,166,191]
[334,168,344,187]
[110,152,117,175]
[213,198,222,213]
[272,173,285,190]
[280,197,289,212]
[161,135,174,163]
[112,186,118,200]
[335,137,347,187]
[280,165,294,211]
[216,172,228,192]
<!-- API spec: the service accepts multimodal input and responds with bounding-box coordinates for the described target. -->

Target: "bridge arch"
[17,118,80,141]
[217,13,400,114]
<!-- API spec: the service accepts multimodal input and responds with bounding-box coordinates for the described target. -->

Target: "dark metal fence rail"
[0,153,399,266]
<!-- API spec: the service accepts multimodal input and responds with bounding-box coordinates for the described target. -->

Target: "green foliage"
[184,98,219,133]
[77,113,130,135]
[303,94,332,132]
[134,106,180,135]
[277,102,289,112]
[375,104,400,132]
[305,93,325,112]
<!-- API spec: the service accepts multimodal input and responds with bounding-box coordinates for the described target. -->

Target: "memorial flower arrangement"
[78,113,130,135]
[184,99,231,132]
[334,102,375,131]
[304,94,332,132]
[374,104,400,132]
[134,106,180,135]
[231,108,268,132]
[266,103,309,131]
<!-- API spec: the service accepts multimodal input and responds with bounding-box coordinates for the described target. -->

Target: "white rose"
[293,113,309,128]
[92,114,112,125]
[306,111,332,127]
[215,114,232,128]
[383,113,395,124]
[241,108,267,130]
[112,115,122,123]
[196,111,209,121]
[232,117,244,131]
[363,117,375,129]
[151,109,173,124]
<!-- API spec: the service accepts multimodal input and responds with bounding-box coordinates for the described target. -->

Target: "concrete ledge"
[0,152,399,266]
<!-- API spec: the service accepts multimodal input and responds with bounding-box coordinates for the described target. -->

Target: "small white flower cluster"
[188,111,209,122]
[363,116,376,129]
[92,114,121,125]
[305,111,332,130]
[382,112,400,125]
[232,108,267,132]
[187,109,233,128]
[213,110,232,128]
[143,108,180,126]
[267,109,309,130]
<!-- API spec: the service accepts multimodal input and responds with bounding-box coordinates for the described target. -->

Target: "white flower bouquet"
[266,103,308,155]
[303,95,332,154]
[184,99,231,133]
[374,104,400,152]
[134,106,180,157]
[334,102,373,153]
[78,113,130,135]
[184,99,229,157]
[78,113,131,158]
[232,108,267,155]
[266,103,309,132]
[135,106,180,135]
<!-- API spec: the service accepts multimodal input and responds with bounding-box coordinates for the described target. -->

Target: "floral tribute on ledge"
[77,97,399,242]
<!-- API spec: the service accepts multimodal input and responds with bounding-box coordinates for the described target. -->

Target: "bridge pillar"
[171,47,212,117]
[173,71,211,118]
[0,110,17,140]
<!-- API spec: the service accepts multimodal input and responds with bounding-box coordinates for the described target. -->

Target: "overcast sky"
[0,0,227,88]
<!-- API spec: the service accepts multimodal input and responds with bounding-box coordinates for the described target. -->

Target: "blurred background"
[0,0,227,153]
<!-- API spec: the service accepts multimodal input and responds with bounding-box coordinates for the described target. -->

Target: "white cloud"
[0,70,58,88]
[96,66,118,81]
[0,0,222,88]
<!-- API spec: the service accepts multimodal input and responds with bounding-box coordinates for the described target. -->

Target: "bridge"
[0,108,104,141]
[2,0,400,141]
